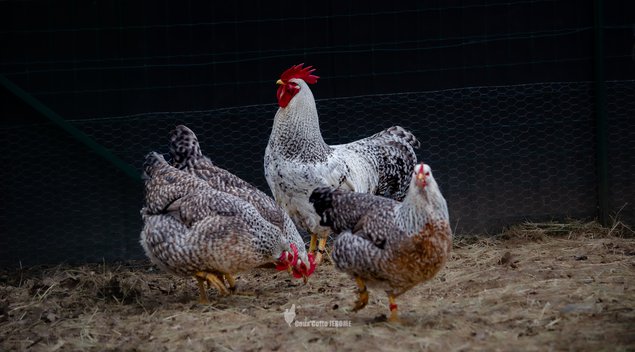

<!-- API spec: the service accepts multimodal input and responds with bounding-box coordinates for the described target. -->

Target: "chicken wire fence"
[2,0,633,267]
[2,80,634,267]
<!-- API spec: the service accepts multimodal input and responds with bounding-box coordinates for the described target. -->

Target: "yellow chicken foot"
[224,273,237,293]
[195,271,230,297]
[388,294,400,323]
[352,276,369,312]
[314,237,328,265]
[195,276,210,304]
[308,234,318,253]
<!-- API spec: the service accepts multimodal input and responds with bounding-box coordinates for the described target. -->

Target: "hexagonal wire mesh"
[606,80,635,225]
[2,80,634,267]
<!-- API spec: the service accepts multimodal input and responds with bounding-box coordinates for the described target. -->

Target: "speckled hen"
[265,64,420,264]
[140,152,311,303]
[310,163,452,321]
[167,125,314,279]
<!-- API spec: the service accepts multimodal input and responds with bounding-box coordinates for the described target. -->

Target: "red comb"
[306,253,316,275]
[417,162,425,176]
[291,252,316,279]
[416,162,428,187]
[280,63,319,84]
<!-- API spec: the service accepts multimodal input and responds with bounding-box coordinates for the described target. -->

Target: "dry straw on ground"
[1,220,634,351]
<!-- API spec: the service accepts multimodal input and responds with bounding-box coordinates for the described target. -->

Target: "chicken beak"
[276,79,284,85]
[302,274,309,285]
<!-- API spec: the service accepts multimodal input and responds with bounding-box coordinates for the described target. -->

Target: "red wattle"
[276,84,296,108]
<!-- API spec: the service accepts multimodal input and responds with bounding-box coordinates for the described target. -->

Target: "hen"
[140,152,310,303]
[309,163,452,321]
[167,125,314,279]
[264,64,420,264]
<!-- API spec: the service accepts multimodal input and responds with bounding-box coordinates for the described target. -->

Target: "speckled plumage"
[140,152,312,299]
[140,153,315,303]
[264,70,419,246]
[310,164,452,318]
[167,125,310,266]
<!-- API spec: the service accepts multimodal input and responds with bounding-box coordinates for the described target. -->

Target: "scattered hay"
[1,221,634,351]
[500,219,634,241]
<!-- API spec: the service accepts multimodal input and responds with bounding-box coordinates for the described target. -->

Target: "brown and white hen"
[310,163,451,321]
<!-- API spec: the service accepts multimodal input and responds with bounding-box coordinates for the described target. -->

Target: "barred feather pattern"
[265,77,419,236]
[310,164,452,297]
[140,152,288,277]
[167,125,308,263]
[347,125,420,201]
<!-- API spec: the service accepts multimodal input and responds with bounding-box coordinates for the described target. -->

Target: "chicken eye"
[425,172,430,176]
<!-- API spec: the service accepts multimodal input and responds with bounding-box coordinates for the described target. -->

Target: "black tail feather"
[169,125,203,169]
[309,187,337,227]
[384,125,420,149]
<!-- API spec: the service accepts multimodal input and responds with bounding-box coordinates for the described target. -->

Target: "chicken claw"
[195,271,230,298]
[224,273,237,293]
[352,277,369,312]
[195,276,211,304]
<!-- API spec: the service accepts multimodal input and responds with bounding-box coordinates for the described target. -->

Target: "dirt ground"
[1,221,634,351]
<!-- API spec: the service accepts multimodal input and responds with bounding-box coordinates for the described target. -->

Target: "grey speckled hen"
[265,64,420,265]
[310,163,452,322]
[140,152,311,304]
[167,125,314,278]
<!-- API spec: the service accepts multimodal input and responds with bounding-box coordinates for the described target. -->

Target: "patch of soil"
[1,222,634,351]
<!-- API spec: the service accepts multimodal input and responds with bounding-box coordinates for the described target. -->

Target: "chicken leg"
[308,232,328,265]
[388,293,400,322]
[352,276,369,312]
[195,276,211,304]
[308,234,318,253]
[195,271,230,300]
[315,237,328,265]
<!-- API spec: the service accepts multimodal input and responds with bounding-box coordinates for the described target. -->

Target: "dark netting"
[606,80,635,227]
[0,122,143,267]
[76,81,602,233]
[1,80,634,267]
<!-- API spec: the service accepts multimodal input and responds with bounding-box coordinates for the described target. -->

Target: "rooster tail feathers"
[384,126,420,149]
[309,187,337,228]
[169,125,203,169]
[369,126,420,201]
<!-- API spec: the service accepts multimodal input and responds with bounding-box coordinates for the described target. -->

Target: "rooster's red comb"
[280,63,319,84]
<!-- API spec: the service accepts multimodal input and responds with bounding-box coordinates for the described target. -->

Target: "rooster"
[309,163,452,322]
[264,64,420,264]
[140,152,312,303]
[167,125,315,280]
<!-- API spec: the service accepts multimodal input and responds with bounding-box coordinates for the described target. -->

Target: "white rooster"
[264,64,420,264]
